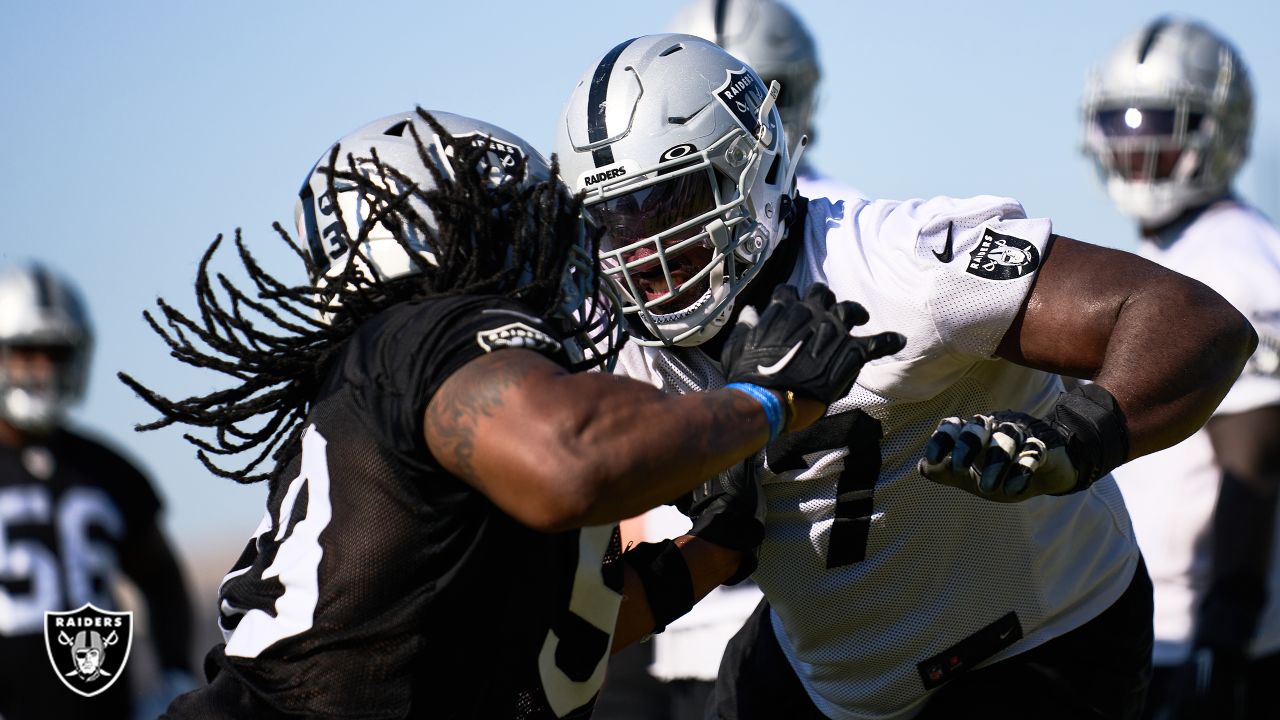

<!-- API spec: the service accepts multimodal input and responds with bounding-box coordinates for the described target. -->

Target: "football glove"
[721,283,905,405]
[917,384,1129,502]
[675,458,765,585]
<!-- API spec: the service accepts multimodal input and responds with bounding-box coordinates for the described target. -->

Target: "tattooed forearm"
[426,350,542,481]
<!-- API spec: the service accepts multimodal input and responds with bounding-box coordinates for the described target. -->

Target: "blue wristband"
[724,382,784,441]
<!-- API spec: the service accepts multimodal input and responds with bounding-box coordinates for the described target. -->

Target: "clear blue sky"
[2,0,1277,574]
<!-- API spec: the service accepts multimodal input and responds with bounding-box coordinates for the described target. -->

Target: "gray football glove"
[721,283,905,404]
[917,411,1078,501]
[918,385,1130,502]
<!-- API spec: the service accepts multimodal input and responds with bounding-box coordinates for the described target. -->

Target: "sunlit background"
[3,0,1278,663]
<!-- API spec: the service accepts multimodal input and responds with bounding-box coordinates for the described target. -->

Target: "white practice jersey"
[615,194,1140,720]
[637,168,869,684]
[1111,199,1280,665]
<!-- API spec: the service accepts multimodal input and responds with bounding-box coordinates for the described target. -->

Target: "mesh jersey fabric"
[613,195,1140,720]
[198,295,624,720]
[1111,198,1280,664]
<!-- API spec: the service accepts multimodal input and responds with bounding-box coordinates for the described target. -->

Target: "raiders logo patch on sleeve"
[966,229,1040,281]
[475,322,562,354]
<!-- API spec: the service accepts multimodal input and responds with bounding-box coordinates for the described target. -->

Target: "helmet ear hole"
[764,153,782,185]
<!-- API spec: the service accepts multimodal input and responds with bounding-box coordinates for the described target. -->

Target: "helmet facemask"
[0,266,92,435]
[1082,19,1252,227]
[584,129,773,346]
[1084,99,1221,225]
[0,342,86,433]
[556,36,797,347]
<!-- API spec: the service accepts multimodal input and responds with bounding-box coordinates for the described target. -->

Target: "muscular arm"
[609,536,744,652]
[996,235,1257,459]
[1199,405,1280,647]
[118,523,193,673]
[425,349,795,532]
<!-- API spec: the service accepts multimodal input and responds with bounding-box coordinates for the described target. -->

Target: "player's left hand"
[917,411,1080,502]
[675,458,765,585]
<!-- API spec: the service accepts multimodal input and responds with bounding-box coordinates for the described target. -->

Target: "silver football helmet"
[297,109,623,368]
[555,34,800,347]
[1083,18,1252,226]
[669,0,820,157]
[0,265,93,432]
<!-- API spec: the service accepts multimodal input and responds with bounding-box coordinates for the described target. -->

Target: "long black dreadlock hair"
[119,108,619,484]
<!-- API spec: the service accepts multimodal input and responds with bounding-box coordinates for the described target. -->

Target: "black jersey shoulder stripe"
[587,37,638,168]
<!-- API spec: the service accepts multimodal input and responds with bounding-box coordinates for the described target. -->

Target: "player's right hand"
[720,283,905,406]
[675,457,766,585]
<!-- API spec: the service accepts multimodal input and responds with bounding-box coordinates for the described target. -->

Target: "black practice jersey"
[0,428,162,719]
[199,295,624,719]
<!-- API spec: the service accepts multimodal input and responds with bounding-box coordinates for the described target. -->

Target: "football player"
[0,264,194,719]
[125,108,899,719]
[1084,18,1280,720]
[594,4,868,719]
[554,35,1257,720]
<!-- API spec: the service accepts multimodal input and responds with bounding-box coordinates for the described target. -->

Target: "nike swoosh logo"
[757,340,804,376]
[932,222,955,263]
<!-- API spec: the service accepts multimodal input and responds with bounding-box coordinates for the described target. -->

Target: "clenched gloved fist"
[676,458,765,585]
[917,385,1130,502]
[721,283,905,405]
[917,411,1079,501]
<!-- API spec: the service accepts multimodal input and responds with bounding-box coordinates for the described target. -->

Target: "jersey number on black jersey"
[0,486,123,635]
[221,426,332,658]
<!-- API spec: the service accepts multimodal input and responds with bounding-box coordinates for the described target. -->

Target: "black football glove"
[721,283,905,405]
[918,385,1129,502]
[675,458,765,585]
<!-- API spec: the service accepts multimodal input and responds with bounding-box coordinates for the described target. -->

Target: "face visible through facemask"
[0,344,77,435]
[588,169,721,315]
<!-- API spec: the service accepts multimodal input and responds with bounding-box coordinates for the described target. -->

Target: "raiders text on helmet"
[555,34,800,347]
[0,265,92,432]
[1082,18,1252,225]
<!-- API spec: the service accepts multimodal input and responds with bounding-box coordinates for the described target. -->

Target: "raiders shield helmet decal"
[45,604,134,697]
[713,67,778,147]
[966,229,1040,280]
[445,132,526,183]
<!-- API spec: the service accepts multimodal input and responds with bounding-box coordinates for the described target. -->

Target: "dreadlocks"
[119,108,612,484]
